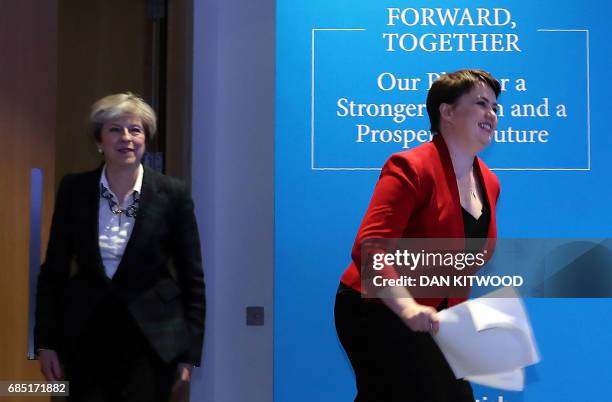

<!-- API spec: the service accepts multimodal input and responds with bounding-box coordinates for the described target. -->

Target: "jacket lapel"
[79,166,108,279]
[432,134,464,238]
[111,167,160,283]
[474,157,498,239]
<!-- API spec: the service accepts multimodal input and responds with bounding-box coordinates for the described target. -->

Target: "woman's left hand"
[171,363,192,401]
[176,363,192,382]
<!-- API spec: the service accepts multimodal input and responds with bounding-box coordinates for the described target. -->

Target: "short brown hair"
[89,92,157,142]
[426,69,501,134]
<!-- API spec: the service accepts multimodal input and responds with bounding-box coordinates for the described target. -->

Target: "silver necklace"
[100,183,139,217]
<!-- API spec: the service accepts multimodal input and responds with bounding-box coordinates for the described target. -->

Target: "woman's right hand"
[39,349,64,381]
[400,302,440,334]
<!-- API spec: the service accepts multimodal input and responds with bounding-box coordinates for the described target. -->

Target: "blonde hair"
[89,92,157,141]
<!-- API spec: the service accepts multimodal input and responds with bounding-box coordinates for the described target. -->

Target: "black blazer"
[34,166,205,366]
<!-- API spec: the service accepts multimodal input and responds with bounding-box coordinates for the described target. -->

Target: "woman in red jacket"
[335,69,501,402]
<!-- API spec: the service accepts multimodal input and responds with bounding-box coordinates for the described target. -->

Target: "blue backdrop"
[276,1,612,401]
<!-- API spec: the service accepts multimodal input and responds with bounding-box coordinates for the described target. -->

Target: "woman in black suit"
[35,93,205,402]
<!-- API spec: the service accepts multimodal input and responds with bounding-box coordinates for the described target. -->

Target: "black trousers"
[63,290,176,402]
[334,284,474,402]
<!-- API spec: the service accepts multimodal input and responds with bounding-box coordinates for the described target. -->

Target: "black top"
[435,203,491,311]
[462,196,490,252]
[462,205,490,238]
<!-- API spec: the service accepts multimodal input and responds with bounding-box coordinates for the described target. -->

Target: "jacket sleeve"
[170,181,205,367]
[34,176,73,352]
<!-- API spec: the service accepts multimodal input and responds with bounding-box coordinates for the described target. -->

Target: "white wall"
[191,0,275,401]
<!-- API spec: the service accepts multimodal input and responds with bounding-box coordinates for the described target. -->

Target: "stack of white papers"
[433,287,540,391]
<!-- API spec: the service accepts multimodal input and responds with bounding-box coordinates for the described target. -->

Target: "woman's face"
[445,81,498,151]
[97,114,146,168]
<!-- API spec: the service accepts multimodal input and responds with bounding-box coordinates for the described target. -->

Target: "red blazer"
[340,134,500,308]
